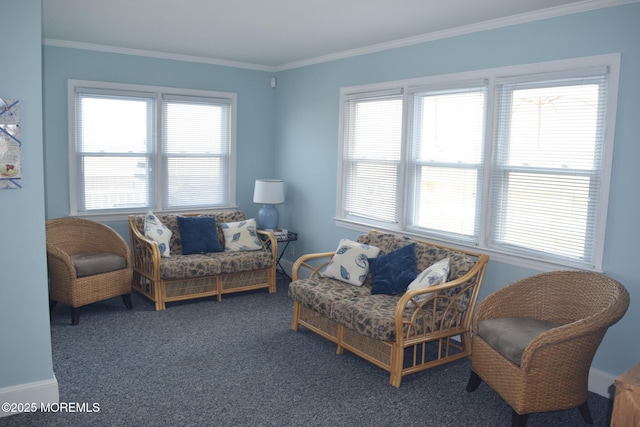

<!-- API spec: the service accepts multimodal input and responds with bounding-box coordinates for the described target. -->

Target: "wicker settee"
[288,231,489,387]
[129,211,277,311]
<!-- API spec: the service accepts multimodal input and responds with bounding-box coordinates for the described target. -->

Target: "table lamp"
[253,179,285,229]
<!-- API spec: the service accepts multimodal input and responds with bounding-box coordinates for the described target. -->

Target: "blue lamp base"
[257,204,279,229]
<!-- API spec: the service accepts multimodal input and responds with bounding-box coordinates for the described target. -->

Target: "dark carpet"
[2,275,613,426]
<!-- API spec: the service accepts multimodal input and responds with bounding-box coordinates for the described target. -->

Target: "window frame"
[67,80,237,220]
[336,54,620,272]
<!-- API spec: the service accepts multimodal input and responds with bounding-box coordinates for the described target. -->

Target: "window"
[342,90,403,224]
[68,81,236,216]
[491,72,608,264]
[407,85,486,242]
[337,55,619,270]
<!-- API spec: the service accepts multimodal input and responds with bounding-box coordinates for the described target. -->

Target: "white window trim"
[67,79,237,221]
[336,54,620,273]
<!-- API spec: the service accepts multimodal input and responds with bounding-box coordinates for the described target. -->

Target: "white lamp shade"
[253,179,285,205]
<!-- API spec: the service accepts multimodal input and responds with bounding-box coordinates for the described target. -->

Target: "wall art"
[0,97,21,189]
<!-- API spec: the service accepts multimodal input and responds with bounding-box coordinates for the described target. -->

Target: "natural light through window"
[78,96,153,211]
[69,81,236,215]
[337,55,619,270]
[410,89,485,238]
[492,82,602,261]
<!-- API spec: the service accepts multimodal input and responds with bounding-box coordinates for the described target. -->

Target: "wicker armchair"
[465,271,630,427]
[46,217,132,325]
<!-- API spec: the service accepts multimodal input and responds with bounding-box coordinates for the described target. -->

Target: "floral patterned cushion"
[134,210,246,254]
[289,231,480,342]
[134,210,274,280]
[357,233,477,312]
[288,277,372,318]
[159,253,222,280]
[330,295,459,341]
[212,249,274,274]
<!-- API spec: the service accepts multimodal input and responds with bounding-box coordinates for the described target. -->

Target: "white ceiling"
[42,0,632,70]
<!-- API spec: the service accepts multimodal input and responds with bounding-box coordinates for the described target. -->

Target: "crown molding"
[43,0,638,73]
[275,0,638,71]
[43,39,277,72]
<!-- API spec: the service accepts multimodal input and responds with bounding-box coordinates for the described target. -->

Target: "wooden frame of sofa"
[290,232,489,387]
[128,213,277,311]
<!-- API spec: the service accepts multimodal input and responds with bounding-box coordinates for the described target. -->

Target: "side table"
[611,363,640,426]
[263,231,297,278]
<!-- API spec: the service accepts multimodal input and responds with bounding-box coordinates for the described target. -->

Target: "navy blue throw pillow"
[369,243,417,295]
[177,216,223,255]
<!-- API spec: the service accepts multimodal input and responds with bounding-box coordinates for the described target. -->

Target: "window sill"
[70,206,240,223]
[334,217,602,274]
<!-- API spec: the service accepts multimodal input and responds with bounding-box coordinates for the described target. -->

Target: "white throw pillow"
[406,258,450,305]
[322,239,380,286]
[144,211,172,258]
[221,218,263,251]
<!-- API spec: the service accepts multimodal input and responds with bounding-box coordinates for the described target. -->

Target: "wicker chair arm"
[518,320,599,372]
[396,253,489,342]
[46,242,77,278]
[519,288,629,372]
[256,230,278,265]
[128,216,161,279]
[291,252,335,281]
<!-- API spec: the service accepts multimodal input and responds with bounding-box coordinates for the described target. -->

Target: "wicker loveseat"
[129,211,277,311]
[288,231,489,387]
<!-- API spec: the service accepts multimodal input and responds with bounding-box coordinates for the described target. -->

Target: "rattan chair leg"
[578,401,593,424]
[512,410,528,427]
[336,325,344,355]
[465,370,482,392]
[291,302,300,331]
[121,294,133,310]
[71,307,81,326]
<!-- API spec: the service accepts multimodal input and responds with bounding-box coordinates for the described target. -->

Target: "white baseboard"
[289,261,615,399]
[0,377,59,418]
[589,367,616,399]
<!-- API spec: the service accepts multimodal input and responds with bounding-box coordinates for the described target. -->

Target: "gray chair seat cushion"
[478,317,558,365]
[70,253,127,277]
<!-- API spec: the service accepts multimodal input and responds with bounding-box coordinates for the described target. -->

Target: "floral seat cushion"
[330,295,456,342]
[159,254,222,280]
[288,277,372,318]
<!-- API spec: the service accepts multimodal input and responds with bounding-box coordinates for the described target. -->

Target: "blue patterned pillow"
[177,216,223,255]
[220,218,262,252]
[144,211,172,258]
[369,243,417,295]
[322,239,380,286]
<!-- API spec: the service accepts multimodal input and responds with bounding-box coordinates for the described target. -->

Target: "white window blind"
[337,55,618,270]
[408,86,486,241]
[491,71,608,265]
[341,91,403,223]
[70,81,236,215]
[74,90,155,213]
[163,95,232,209]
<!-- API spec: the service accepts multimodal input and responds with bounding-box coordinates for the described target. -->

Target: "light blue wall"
[274,3,640,377]
[42,47,277,237]
[0,0,56,390]
[30,2,639,395]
